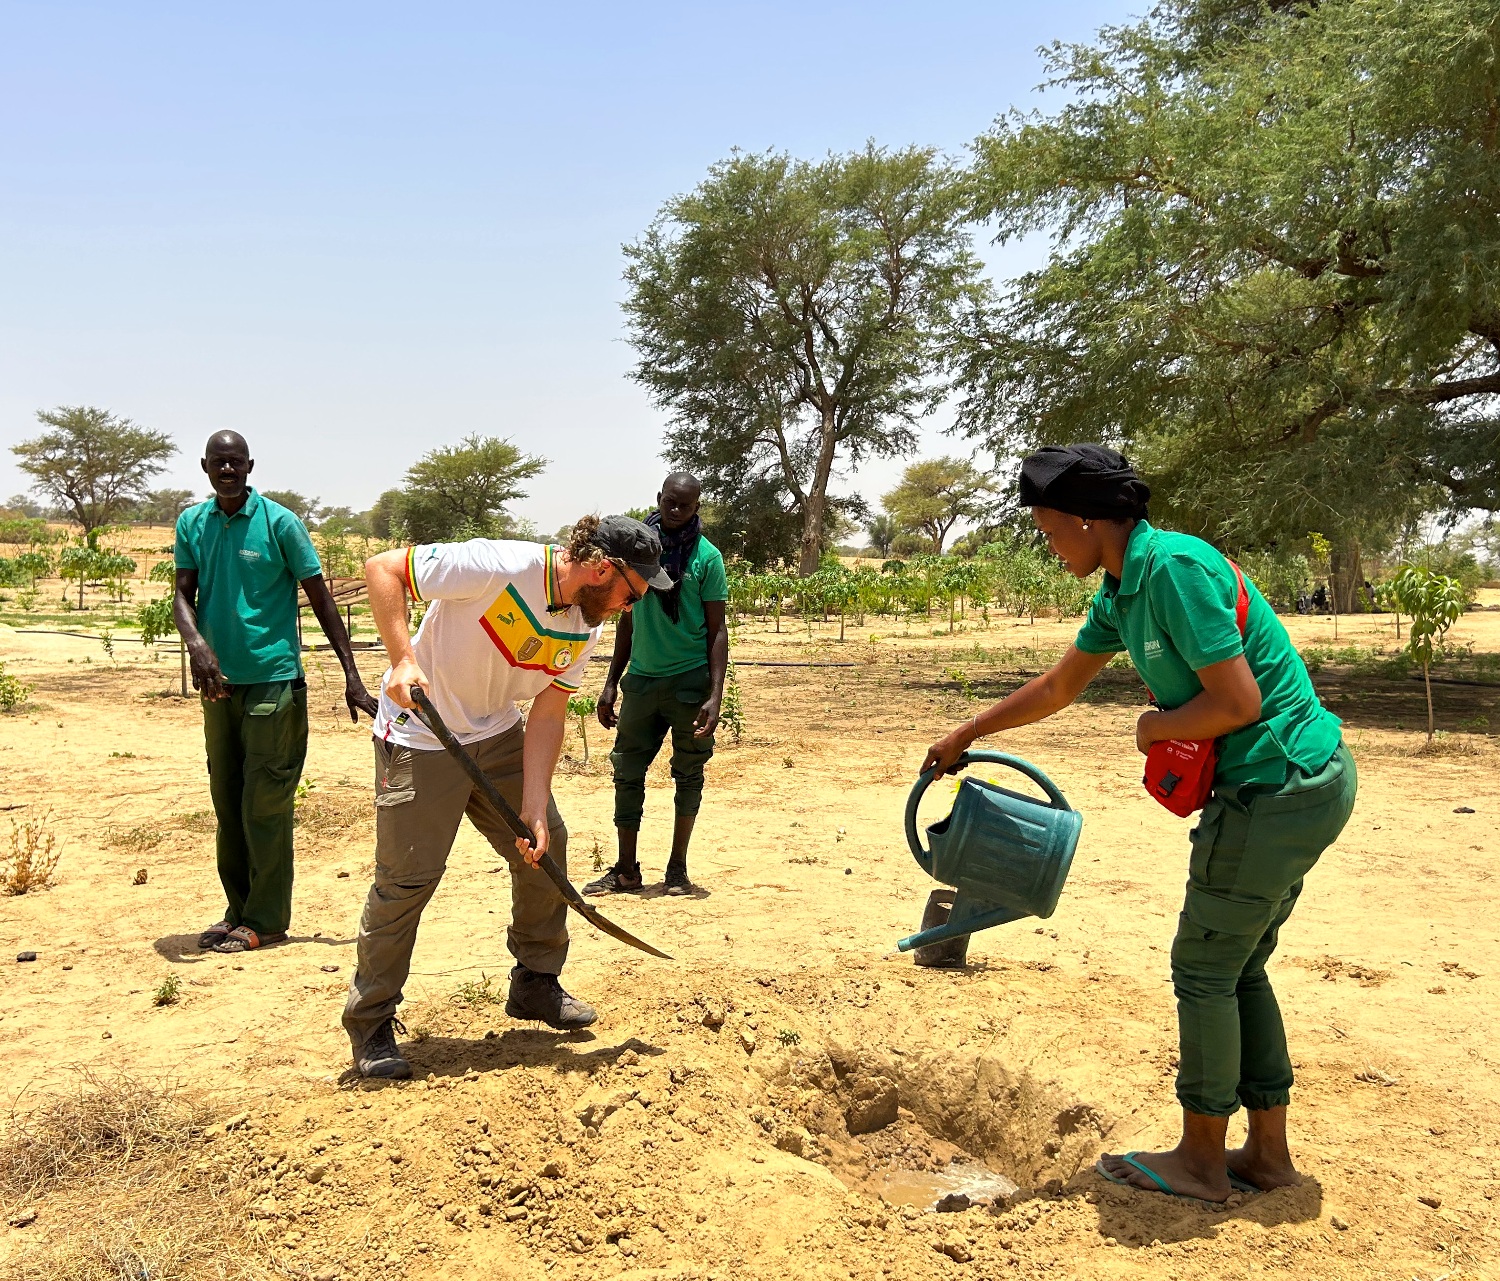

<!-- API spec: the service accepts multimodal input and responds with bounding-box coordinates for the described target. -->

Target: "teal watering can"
[898,751,1082,954]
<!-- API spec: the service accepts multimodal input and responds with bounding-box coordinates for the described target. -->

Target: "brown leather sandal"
[213,926,288,953]
[197,921,233,949]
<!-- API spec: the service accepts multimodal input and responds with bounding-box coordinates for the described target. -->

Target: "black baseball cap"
[591,515,673,591]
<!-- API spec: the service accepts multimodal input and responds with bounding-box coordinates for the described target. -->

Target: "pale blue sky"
[0,1,1132,532]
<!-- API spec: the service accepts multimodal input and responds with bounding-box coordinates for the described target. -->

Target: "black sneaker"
[352,1017,412,1079]
[664,862,692,896]
[583,864,643,896]
[505,966,598,1030]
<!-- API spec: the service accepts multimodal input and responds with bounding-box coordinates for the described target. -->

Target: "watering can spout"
[897,894,1027,952]
[900,751,1082,954]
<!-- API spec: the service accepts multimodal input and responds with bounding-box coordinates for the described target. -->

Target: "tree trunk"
[1424,659,1434,743]
[1331,539,1364,614]
[796,408,840,577]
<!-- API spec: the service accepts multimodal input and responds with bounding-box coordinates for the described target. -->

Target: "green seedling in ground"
[566,693,597,762]
[0,661,33,712]
[451,973,504,1008]
[720,663,744,742]
[152,974,182,1007]
[777,1029,801,1046]
[1390,566,1466,744]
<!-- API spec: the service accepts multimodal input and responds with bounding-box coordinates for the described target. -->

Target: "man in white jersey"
[343,515,670,1079]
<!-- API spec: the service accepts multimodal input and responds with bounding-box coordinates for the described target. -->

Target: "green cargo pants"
[610,666,715,831]
[200,679,308,937]
[1172,740,1358,1116]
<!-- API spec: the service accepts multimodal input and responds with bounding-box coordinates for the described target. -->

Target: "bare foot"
[1227,1147,1302,1191]
[1098,1149,1232,1202]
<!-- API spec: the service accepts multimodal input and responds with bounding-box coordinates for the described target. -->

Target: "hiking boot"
[506,966,598,1030]
[352,1017,412,1079]
[664,861,693,896]
[583,864,643,896]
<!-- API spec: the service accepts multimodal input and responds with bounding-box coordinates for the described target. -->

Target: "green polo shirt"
[627,534,728,679]
[1074,520,1341,786]
[174,489,322,685]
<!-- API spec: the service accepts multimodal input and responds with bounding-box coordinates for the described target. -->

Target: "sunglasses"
[607,558,645,605]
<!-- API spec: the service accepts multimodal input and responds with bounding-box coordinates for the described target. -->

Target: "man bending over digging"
[585,472,728,897]
[343,515,671,1080]
[175,431,377,956]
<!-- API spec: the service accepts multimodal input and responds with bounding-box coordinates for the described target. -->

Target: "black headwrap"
[644,509,701,625]
[1018,444,1151,520]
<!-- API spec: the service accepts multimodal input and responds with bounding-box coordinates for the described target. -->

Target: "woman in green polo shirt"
[923,444,1356,1204]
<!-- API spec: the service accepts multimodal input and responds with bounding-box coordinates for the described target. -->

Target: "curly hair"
[565,514,607,565]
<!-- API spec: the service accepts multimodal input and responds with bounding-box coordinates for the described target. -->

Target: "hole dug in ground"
[745,1026,1109,1214]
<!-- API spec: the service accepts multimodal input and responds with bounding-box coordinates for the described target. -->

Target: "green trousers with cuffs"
[1172,740,1357,1117]
[201,679,308,937]
[610,666,715,832]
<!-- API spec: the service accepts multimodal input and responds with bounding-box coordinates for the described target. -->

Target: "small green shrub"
[720,663,744,742]
[0,661,34,711]
[152,975,182,1007]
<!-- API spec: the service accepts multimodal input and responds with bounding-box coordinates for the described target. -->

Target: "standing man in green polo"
[586,472,728,897]
[174,430,376,954]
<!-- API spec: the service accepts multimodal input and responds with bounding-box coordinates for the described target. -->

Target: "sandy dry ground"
[1,597,1498,1281]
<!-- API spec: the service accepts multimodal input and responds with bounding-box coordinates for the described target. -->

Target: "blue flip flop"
[1095,1152,1250,1204]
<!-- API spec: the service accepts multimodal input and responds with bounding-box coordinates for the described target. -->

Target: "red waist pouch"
[1143,737,1221,817]
[1141,560,1249,818]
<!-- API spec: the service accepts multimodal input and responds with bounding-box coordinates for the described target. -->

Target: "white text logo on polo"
[238,549,262,561]
[1144,639,1162,658]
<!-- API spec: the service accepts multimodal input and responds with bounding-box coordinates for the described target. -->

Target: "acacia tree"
[140,488,196,526]
[13,407,176,547]
[953,0,1500,555]
[625,145,989,576]
[865,513,898,558]
[394,435,546,543]
[882,456,994,554]
[261,490,321,523]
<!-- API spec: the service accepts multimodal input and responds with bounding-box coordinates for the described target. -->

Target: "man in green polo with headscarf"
[174,430,376,954]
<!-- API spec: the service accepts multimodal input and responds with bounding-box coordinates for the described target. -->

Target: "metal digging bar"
[410,687,671,961]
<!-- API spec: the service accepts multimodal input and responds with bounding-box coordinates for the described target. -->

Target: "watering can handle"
[905,750,1074,868]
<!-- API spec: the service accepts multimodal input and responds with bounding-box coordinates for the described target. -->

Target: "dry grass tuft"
[294,785,371,836]
[0,1070,212,1201]
[0,1073,273,1281]
[106,823,163,853]
[2,812,63,895]
[170,809,218,835]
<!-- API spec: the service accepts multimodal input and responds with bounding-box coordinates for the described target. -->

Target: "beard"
[574,581,618,627]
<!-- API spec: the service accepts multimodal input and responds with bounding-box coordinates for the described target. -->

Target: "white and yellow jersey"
[373,541,599,749]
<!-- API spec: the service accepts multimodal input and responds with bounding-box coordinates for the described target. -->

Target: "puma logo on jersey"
[480,585,589,676]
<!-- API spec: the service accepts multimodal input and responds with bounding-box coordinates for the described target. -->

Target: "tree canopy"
[391,435,546,543]
[12,407,176,546]
[139,488,197,526]
[882,456,995,553]
[952,0,1500,550]
[261,490,321,523]
[624,144,990,575]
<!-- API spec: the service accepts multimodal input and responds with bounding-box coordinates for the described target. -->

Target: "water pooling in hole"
[876,1162,1018,1211]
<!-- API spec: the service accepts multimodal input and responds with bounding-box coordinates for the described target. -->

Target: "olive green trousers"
[1172,741,1357,1116]
[201,680,308,937]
